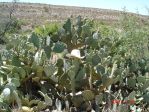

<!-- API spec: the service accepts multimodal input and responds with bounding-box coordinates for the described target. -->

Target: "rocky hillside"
[0,2,148,30]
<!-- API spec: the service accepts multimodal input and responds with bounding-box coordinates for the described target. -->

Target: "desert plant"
[0,15,149,112]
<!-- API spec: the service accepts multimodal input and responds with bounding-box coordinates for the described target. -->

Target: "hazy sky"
[1,0,149,15]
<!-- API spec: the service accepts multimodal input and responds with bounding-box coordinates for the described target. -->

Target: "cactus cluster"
[0,16,149,112]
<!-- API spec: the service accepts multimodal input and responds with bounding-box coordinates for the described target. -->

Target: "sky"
[0,0,149,15]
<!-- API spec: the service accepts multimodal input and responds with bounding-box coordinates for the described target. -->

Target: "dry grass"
[0,2,148,31]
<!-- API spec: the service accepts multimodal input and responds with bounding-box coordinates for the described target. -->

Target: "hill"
[0,2,148,30]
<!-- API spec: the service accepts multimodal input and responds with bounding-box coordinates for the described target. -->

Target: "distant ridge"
[0,2,148,30]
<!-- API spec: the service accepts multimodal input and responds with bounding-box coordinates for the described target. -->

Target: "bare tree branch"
[0,0,18,44]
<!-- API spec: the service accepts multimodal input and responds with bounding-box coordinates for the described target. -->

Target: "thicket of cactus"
[0,15,149,112]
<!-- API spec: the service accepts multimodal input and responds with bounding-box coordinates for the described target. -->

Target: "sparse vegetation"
[0,2,148,32]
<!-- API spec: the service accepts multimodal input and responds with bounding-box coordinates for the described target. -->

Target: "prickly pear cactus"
[0,15,149,111]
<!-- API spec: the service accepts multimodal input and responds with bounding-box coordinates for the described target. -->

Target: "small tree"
[0,0,19,44]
